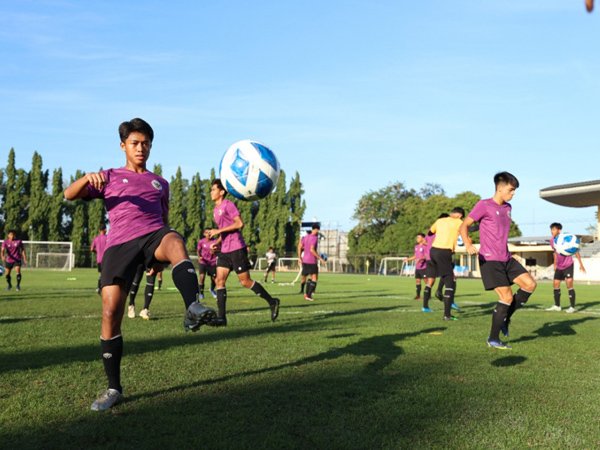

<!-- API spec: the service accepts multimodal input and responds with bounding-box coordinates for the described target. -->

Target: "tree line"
[349,182,522,258]
[0,148,306,266]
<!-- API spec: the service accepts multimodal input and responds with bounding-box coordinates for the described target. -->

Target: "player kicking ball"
[208,179,280,326]
[546,222,585,313]
[460,172,537,350]
[64,118,216,411]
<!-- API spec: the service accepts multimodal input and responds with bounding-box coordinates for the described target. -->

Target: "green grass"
[1,270,600,449]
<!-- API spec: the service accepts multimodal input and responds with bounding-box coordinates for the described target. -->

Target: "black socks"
[423,286,431,308]
[144,274,155,310]
[172,260,199,309]
[490,302,510,341]
[568,288,576,308]
[553,288,561,307]
[101,335,123,393]
[251,281,276,305]
[216,288,227,319]
[416,284,422,297]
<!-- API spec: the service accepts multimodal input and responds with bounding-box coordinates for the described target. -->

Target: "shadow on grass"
[491,355,527,367]
[510,317,596,343]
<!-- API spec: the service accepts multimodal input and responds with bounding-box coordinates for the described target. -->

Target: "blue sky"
[1,0,599,236]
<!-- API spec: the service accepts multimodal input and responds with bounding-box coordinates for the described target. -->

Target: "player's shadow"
[511,317,596,343]
[491,355,527,367]
[128,326,447,403]
[575,300,600,312]
[0,317,37,324]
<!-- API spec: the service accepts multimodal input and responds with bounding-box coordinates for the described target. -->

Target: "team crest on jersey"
[122,178,129,183]
[151,180,162,190]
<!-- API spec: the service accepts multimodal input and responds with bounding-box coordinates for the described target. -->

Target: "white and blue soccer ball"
[219,140,280,201]
[0,265,4,276]
[553,233,581,256]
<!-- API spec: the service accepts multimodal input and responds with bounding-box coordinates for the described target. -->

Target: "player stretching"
[197,229,218,299]
[264,247,277,283]
[404,233,427,300]
[208,179,280,326]
[64,118,215,411]
[91,226,108,294]
[427,208,464,320]
[1,230,27,291]
[299,224,326,301]
[546,222,585,313]
[460,172,537,350]
[127,264,160,320]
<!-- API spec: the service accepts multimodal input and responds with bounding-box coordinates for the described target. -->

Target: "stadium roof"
[539,179,600,207]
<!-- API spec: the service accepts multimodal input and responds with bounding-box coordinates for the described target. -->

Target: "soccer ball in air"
[553,233,581,256]
[219,140,280,201]
[0,265,4,276]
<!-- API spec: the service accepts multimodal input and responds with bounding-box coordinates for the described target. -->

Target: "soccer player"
[426,208,464,320]
[404,233,427,300]
[1,230,27,291]
[264,247,277,283]
[208,179,280,326]
[64,118,215,411]
[197,229,218,299]
[546,223,586,313]
[127,264,160,320]
[460,172,537,350]
[297,230,311,294]
[91,226,108,294]
[299,224,326,301]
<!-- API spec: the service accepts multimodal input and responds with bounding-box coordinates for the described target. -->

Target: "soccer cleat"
[127,305,135,318]
[443,315,458,321]
[487,339,512,350]
[565,307,576,314]
[422,307,432,313]
[304,295,314,302]
[270,298,280,322]
[183,301,217,332]
[96,287,101,294]
[139,308,151,320]
[210,289,217,299]
[413,296,421,300]
[199,293,205,300]
[451,303,461,311]
[545,305,562,312]
[207,317,227,327]
[15,286,21,292]
[435,291,443,302]
[90,388,124,411]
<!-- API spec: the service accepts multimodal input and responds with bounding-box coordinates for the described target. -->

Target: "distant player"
[64,118,215,411]
[460,172,537,350]
[197,229,218,299]
[546,223,586,313]
[127,264,160,320]
[264,247,277,283]
[297,230,311,293]
[404,233,427,300]
[300,224,326,301]
[1,230,27,291]
[208,179,280,326]
[426,208,465,320]
[90,226,108,294]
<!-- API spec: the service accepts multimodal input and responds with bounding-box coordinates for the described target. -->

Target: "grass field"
[1,269,599,449]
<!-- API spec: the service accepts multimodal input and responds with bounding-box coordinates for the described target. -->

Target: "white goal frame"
[378,257,411,276]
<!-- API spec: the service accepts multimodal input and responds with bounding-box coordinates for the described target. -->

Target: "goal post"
[378,257,412,276]
[0,240,75,271]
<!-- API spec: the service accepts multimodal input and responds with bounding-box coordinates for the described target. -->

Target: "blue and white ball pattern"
[219,140,280,201]
[553,233,581,256]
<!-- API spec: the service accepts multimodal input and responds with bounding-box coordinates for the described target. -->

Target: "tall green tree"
[185,173,204,251]
[69,170,89,266]
[26,152,49,241]
[0,166,5,236]
[153,163,163,177]
[168,167,187,236]
[3,148,20,234]
[48,168,66,241]
[286,171,306,253]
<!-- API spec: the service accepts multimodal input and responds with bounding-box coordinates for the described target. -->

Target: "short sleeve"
[468,200,486,223]
[85,169,109,200]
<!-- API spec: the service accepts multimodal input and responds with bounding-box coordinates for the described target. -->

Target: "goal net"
[0,240,74,271]
[378,257,410,276]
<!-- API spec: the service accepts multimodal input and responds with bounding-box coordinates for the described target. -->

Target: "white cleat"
[565,307,576,314]
[128,305,135,318]
[545,305,562,312]
[91,388,123,411]
[139,308,151,320]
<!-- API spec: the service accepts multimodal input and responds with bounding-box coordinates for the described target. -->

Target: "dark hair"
[550,222,563,230]
[417,233,426,238]
[312,223,321,230]
[438,213,449,219]
[99,225,106,231]
[451,207,465,218]
[211,179,227,196]
[118,118,154,143]
[494,171,520,188]
[7,229,17,235]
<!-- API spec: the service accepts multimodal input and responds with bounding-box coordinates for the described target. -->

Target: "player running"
[460,172,537,350]
[197,229,218,299]
[299,224,326,301]
[404,233,427,300]
[1,230,27,291]
[64,118,215,411]
[208,179,280,326]
[546,222,586,313]
[91,226,108,294]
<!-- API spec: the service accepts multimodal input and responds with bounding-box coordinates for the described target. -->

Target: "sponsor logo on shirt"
[122,178,129,183]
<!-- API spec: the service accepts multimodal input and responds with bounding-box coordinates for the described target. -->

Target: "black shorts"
[266,261,276,272]
[100,227,176,290]
[216,248,252,274]
[425,261,436,278]
[4,261,21,269]
[429,248,454,278]
[199,263,216,277]
[97,263,102,273]
[302,263,319,276]
[415,268,427,279]
[554,264,574,281]
[479,257,528,291]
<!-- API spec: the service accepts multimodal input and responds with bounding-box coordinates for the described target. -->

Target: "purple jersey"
[302,234,319,264]
[214,199,246,253]
[85,168,169,248]
[424,234,435,261]
[550,237,573,270]
[467,198,512,262]
[197,237,217,266]
[414,244,427,270]
[91,234,108,264]
[2,239,24,263]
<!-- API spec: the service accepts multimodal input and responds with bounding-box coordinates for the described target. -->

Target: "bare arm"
[208,215,243,239]
[310,245,325,263]
[64,172,105,200]
[459,216,477,255]
[576,252,586,272]
[20,247,27,265]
